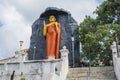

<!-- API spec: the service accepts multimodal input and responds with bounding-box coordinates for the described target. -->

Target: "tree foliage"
[95,0,120,24]
[79,0,120,66]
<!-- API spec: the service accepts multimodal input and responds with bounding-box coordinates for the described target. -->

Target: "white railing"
[111,42,120,80]
[0,46,69,80]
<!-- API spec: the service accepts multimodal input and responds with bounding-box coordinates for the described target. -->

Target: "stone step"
[68,69,114,73]
[66,77,116,80]
[68,70,114,74]
[66,66,116,80]
[67,73,115,77]
[69,66,114,72]
[67,72,115,79]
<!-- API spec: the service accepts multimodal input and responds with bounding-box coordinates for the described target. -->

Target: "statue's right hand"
[43,21,47,37]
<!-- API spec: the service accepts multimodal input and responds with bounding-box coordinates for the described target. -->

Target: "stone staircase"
[66,66,116,80]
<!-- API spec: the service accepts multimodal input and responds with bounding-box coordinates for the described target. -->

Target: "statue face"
[49,15,56,22]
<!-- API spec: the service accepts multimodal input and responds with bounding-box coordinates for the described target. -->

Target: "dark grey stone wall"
[28,7,80,67]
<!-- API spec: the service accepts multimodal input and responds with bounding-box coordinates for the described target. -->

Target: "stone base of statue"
[48,56,55,60]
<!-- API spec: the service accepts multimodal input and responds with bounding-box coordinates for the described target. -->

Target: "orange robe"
[46,23,61,59]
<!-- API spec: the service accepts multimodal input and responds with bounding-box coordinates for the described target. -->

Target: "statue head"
[49,15,56,22]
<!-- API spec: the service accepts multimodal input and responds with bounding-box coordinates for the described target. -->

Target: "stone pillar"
[60,46,69,64]
[111,41,118,57]
[111,41,120,80]
[60,46,69,80]
[15,50,28,62]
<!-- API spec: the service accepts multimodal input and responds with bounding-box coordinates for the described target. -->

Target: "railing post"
[60,46,69,80]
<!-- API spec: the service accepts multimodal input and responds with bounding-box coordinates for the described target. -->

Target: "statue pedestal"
[48,56,55,60]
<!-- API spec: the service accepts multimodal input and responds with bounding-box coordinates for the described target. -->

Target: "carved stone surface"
[28,7,80,67]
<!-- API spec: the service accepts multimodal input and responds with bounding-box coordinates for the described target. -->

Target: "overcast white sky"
[0,0,103,59]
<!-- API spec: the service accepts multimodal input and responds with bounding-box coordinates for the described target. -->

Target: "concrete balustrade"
[0,46,69,80]
[111,42,120,80]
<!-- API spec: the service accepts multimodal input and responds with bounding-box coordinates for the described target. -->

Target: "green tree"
[95,0,120,40]
[79,16,102,66]
[79,0,120,66]
[95,0,120,24]
[95,0,120,57]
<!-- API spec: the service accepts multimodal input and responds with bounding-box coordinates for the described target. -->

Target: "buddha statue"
[43,15,61,59]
